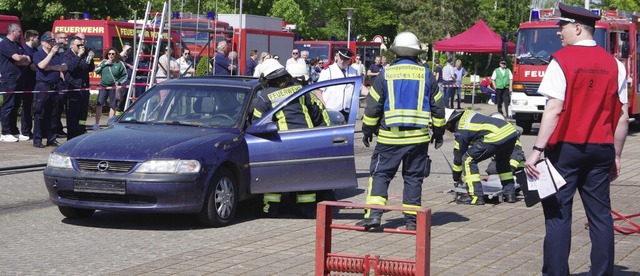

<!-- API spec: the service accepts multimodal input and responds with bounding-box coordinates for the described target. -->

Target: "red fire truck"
[52,17,185,88]
[510,8,638,133]
[217,14,295,75]
[294,40,382,70]
[169,13,231,58]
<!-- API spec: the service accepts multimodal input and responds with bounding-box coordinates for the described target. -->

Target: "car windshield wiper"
[160,120,201,127]
[119,119,148,124]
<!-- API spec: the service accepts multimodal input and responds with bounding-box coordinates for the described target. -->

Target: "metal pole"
[347,18,351,43]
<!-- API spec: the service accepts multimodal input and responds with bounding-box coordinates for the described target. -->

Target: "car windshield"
[118,84,251,128]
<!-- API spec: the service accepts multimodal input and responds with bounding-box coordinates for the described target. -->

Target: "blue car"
[44,76,362,227]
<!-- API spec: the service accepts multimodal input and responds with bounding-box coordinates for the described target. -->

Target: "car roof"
[157,76,262,88]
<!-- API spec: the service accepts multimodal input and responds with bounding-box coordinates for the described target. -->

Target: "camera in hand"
[56,42,67,54]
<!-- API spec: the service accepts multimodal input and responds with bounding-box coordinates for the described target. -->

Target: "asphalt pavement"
[0,103,639,275]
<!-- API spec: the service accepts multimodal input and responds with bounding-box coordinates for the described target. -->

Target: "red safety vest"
[548,45,622,146]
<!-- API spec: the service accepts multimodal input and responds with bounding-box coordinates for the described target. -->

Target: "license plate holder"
[73,179,126,195]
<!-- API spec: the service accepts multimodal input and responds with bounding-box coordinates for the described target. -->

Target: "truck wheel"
[516,120,532,135]
[58,206,95,219]
[197,167,237,227]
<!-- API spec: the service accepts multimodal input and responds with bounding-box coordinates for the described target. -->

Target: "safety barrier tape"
[0,84,144,95]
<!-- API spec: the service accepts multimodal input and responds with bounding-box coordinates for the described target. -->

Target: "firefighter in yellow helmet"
[356,32,446,231]
[445,108,518,205]
[253,59,330,218]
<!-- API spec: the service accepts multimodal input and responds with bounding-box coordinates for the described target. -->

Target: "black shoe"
[33,142,45,148]
[47,141,62,147]
[456,194,485,205]
[405,222,417,231]
[355,217,381,230]
[505,193,516,203]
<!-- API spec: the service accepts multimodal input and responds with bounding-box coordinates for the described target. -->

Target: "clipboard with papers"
[522,158,566,207]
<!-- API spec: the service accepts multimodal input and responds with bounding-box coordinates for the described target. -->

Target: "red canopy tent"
[433,19,515,53]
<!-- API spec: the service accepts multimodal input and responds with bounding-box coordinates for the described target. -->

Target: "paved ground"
[0,102,639,275]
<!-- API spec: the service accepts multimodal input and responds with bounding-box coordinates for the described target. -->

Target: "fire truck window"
[85,36,103,59]
[111,37,134,52]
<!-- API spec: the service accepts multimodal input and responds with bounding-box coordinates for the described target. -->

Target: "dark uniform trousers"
[366,142,428,222]
[21,81,35,138]
[65,87,85,140]
[461,136,517,198]
[33,83,58,145]
[542,143,615,276]
[0,81,23,135]
[51,92,66,135]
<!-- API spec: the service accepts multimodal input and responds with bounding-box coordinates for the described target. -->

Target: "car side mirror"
[246,122,279,135]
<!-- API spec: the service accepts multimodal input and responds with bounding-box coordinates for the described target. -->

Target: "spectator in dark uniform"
[62,36,92,140]
[74,33,95,134]
[244,49,258,76]
[20,29,39,140]
[212,41,234,75]
[32,32,67,148]
[51,31,69,138]
[0,23,30,142]
[524,4,629,275]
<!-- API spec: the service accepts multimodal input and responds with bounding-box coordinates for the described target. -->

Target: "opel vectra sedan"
[44,76,362,227]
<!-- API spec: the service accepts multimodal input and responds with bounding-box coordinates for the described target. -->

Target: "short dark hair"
[24,30,39,40]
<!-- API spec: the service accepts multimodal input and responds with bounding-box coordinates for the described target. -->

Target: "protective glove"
[431,126,445,149]
[452,171,462,182]
[361,124,377,148]
[362,134,372,147]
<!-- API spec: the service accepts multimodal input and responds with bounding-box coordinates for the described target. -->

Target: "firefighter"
[356,32,446,231]
[484,112,525,203]
[253,59,331,218]
[446,109,518,205]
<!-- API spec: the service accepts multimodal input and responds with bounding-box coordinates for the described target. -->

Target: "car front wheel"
[197,167,237,227]
[58,206,95,219]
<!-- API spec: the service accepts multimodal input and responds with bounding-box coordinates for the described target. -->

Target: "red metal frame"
[316,201,431,276]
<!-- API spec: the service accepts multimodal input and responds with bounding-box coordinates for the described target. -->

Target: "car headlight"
[48,153,73,169]
[136,159,201,174]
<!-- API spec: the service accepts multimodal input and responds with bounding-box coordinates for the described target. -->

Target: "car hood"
[54,124,241,161]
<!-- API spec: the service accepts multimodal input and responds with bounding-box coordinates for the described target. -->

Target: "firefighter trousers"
[365,142,429,223]
[462,137,517,198]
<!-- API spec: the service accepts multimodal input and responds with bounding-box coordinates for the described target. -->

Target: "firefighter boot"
[456,194,485,205]
[262,193,282,218]
[502,181,516,203]
[356,217,381,230]
[458,181,484,205]
[297,202,317,219]
[404,214,417,231]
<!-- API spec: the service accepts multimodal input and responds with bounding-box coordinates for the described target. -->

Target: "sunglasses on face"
[292,52,298,55]
[108,52,116,56]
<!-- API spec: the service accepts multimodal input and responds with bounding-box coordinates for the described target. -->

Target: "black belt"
[37,82,58,89]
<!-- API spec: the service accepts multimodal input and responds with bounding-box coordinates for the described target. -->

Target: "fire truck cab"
[52,17,185,89]
[511,8,638,134]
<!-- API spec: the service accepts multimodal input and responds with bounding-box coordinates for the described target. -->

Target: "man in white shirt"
[315,48,367,119]
[285,49,305,67]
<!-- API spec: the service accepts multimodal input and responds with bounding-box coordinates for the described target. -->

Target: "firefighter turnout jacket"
[362,59,445,145]
[252,84,331,130]
[451,110,519,181]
